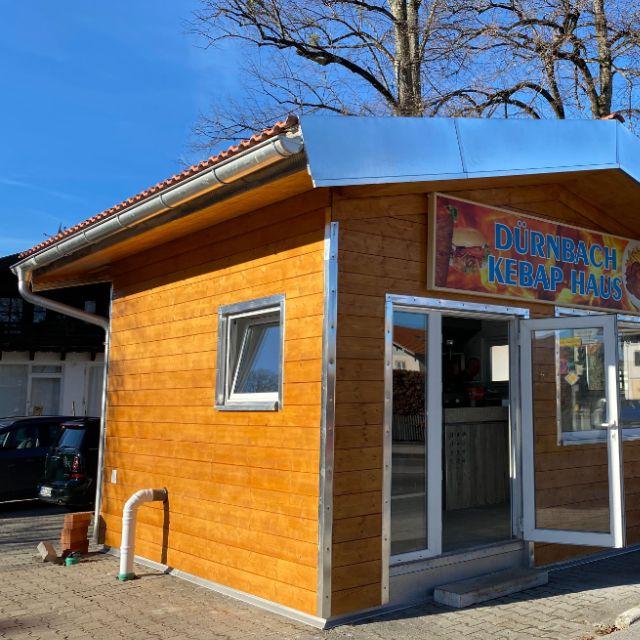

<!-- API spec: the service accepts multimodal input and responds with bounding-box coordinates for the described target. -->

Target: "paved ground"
[3,503,640,640]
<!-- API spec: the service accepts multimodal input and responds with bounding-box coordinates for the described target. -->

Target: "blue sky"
[0,2,244,256]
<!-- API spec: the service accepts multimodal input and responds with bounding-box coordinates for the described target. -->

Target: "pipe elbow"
[124,487,168,511]
[118,487,168,581]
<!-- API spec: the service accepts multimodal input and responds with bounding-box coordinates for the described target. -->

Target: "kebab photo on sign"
[434,202,490,287]
[624,242,640,309]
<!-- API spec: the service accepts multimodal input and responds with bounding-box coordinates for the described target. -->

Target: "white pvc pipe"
[118,488,168,581]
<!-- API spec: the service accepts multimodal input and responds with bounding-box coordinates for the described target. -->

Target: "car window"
[58,428,85,449]
[41,423,63,447]
[1,425,40,450]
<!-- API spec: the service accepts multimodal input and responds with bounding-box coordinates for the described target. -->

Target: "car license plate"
[39,486,52,498]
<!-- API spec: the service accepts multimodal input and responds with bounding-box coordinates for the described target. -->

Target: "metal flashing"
[317,219,338,618]
[301,116,638,188]
[104,547,328,629]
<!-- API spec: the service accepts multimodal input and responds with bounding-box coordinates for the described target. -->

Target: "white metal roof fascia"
[300,116,637,187]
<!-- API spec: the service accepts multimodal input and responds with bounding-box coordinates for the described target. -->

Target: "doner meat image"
[434,204,457,286]
[626,246,640,300]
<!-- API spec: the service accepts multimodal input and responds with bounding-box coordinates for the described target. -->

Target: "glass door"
[520,315,625,547]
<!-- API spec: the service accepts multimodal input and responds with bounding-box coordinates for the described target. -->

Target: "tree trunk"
[593,0,613,117]
[391,0,423,116]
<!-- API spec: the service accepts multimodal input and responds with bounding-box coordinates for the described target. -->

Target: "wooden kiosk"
[13,115,640,627]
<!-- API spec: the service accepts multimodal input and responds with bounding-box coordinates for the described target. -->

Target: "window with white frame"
[555,307,640,444]
[215,295,284,410]
[0,363,63,417]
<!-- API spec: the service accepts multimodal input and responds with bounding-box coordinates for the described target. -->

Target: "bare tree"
[191,0,640,147]
[427,0,640,122]
[191,0,465,146]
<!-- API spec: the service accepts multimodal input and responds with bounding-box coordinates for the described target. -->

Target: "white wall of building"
[0,351,104,418]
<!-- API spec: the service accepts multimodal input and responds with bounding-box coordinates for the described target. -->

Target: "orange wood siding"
[100,189,329,615]
[331,183,640,615]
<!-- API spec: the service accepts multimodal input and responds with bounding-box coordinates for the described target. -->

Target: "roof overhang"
[301,116,640,187]
[14,116,640,289]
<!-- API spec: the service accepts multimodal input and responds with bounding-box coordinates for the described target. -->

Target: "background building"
[0,253,109,417]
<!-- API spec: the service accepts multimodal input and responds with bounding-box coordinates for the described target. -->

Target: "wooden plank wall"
[100,189,329,615]
[330,182,640,615]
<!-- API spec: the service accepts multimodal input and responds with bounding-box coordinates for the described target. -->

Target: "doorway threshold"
[391,539,523,572]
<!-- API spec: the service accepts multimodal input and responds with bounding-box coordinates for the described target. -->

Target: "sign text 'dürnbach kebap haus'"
[429,194,640,313]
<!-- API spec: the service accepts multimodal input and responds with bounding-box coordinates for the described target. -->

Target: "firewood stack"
[60,512,92,555]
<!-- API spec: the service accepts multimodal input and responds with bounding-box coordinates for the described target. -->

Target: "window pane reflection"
[620,327,640,428]
[391,311,427,555]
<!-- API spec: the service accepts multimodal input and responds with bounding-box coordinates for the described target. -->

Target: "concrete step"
[433,567,549,608]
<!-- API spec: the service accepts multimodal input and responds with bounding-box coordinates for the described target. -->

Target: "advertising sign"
[429,194,640,313]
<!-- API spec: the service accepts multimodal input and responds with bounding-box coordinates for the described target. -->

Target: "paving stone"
[4,504,640,640]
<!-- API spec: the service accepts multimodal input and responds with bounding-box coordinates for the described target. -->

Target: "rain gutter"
[10,129,305,543]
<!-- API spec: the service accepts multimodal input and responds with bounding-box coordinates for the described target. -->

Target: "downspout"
[15,267,110,543]
[16,269,109,332]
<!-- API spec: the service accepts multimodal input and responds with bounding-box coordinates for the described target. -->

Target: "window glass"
[86,366,104,416]
[217,297,284,409]
[530,327,610,532]
[231,316,280,395]
[58,427,85,449]
[551,327,607,434]
[0,297,23,323]
[33,306,47,323]
[490,345,510,382]
[620,325,640,429]
[43,423,63,447]
[84,300,97,314]
[391,310,427,555]
[0,365,28,417]
[2,425,40,450]
[31,365,62,375]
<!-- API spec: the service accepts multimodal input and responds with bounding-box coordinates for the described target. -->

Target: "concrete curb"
[615,607,640,630]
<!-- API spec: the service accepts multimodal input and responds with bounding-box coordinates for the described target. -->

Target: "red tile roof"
[18,115,300,260]
[394,326,426,358]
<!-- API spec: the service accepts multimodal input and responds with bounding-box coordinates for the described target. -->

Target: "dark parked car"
[0,416,77,501]
[39,418,100,507]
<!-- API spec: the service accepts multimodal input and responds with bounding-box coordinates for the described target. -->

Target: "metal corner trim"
[317,219,338,618]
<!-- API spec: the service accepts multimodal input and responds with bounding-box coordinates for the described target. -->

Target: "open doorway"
[390,307,515,560]
[441,316,512,552]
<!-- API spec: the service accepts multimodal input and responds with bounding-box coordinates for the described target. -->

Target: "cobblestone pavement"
[3,503,640,640]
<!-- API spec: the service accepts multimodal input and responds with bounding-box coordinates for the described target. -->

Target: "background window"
[0,365,28,417]
[85,366,105,416]
[490,344,510,382]
[0,298,23,324]
[33,306,47,323]
[216,295,284,410]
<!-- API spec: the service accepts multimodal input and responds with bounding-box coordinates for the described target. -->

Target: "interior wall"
[101,188,329,615]
[330,181,640,615]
